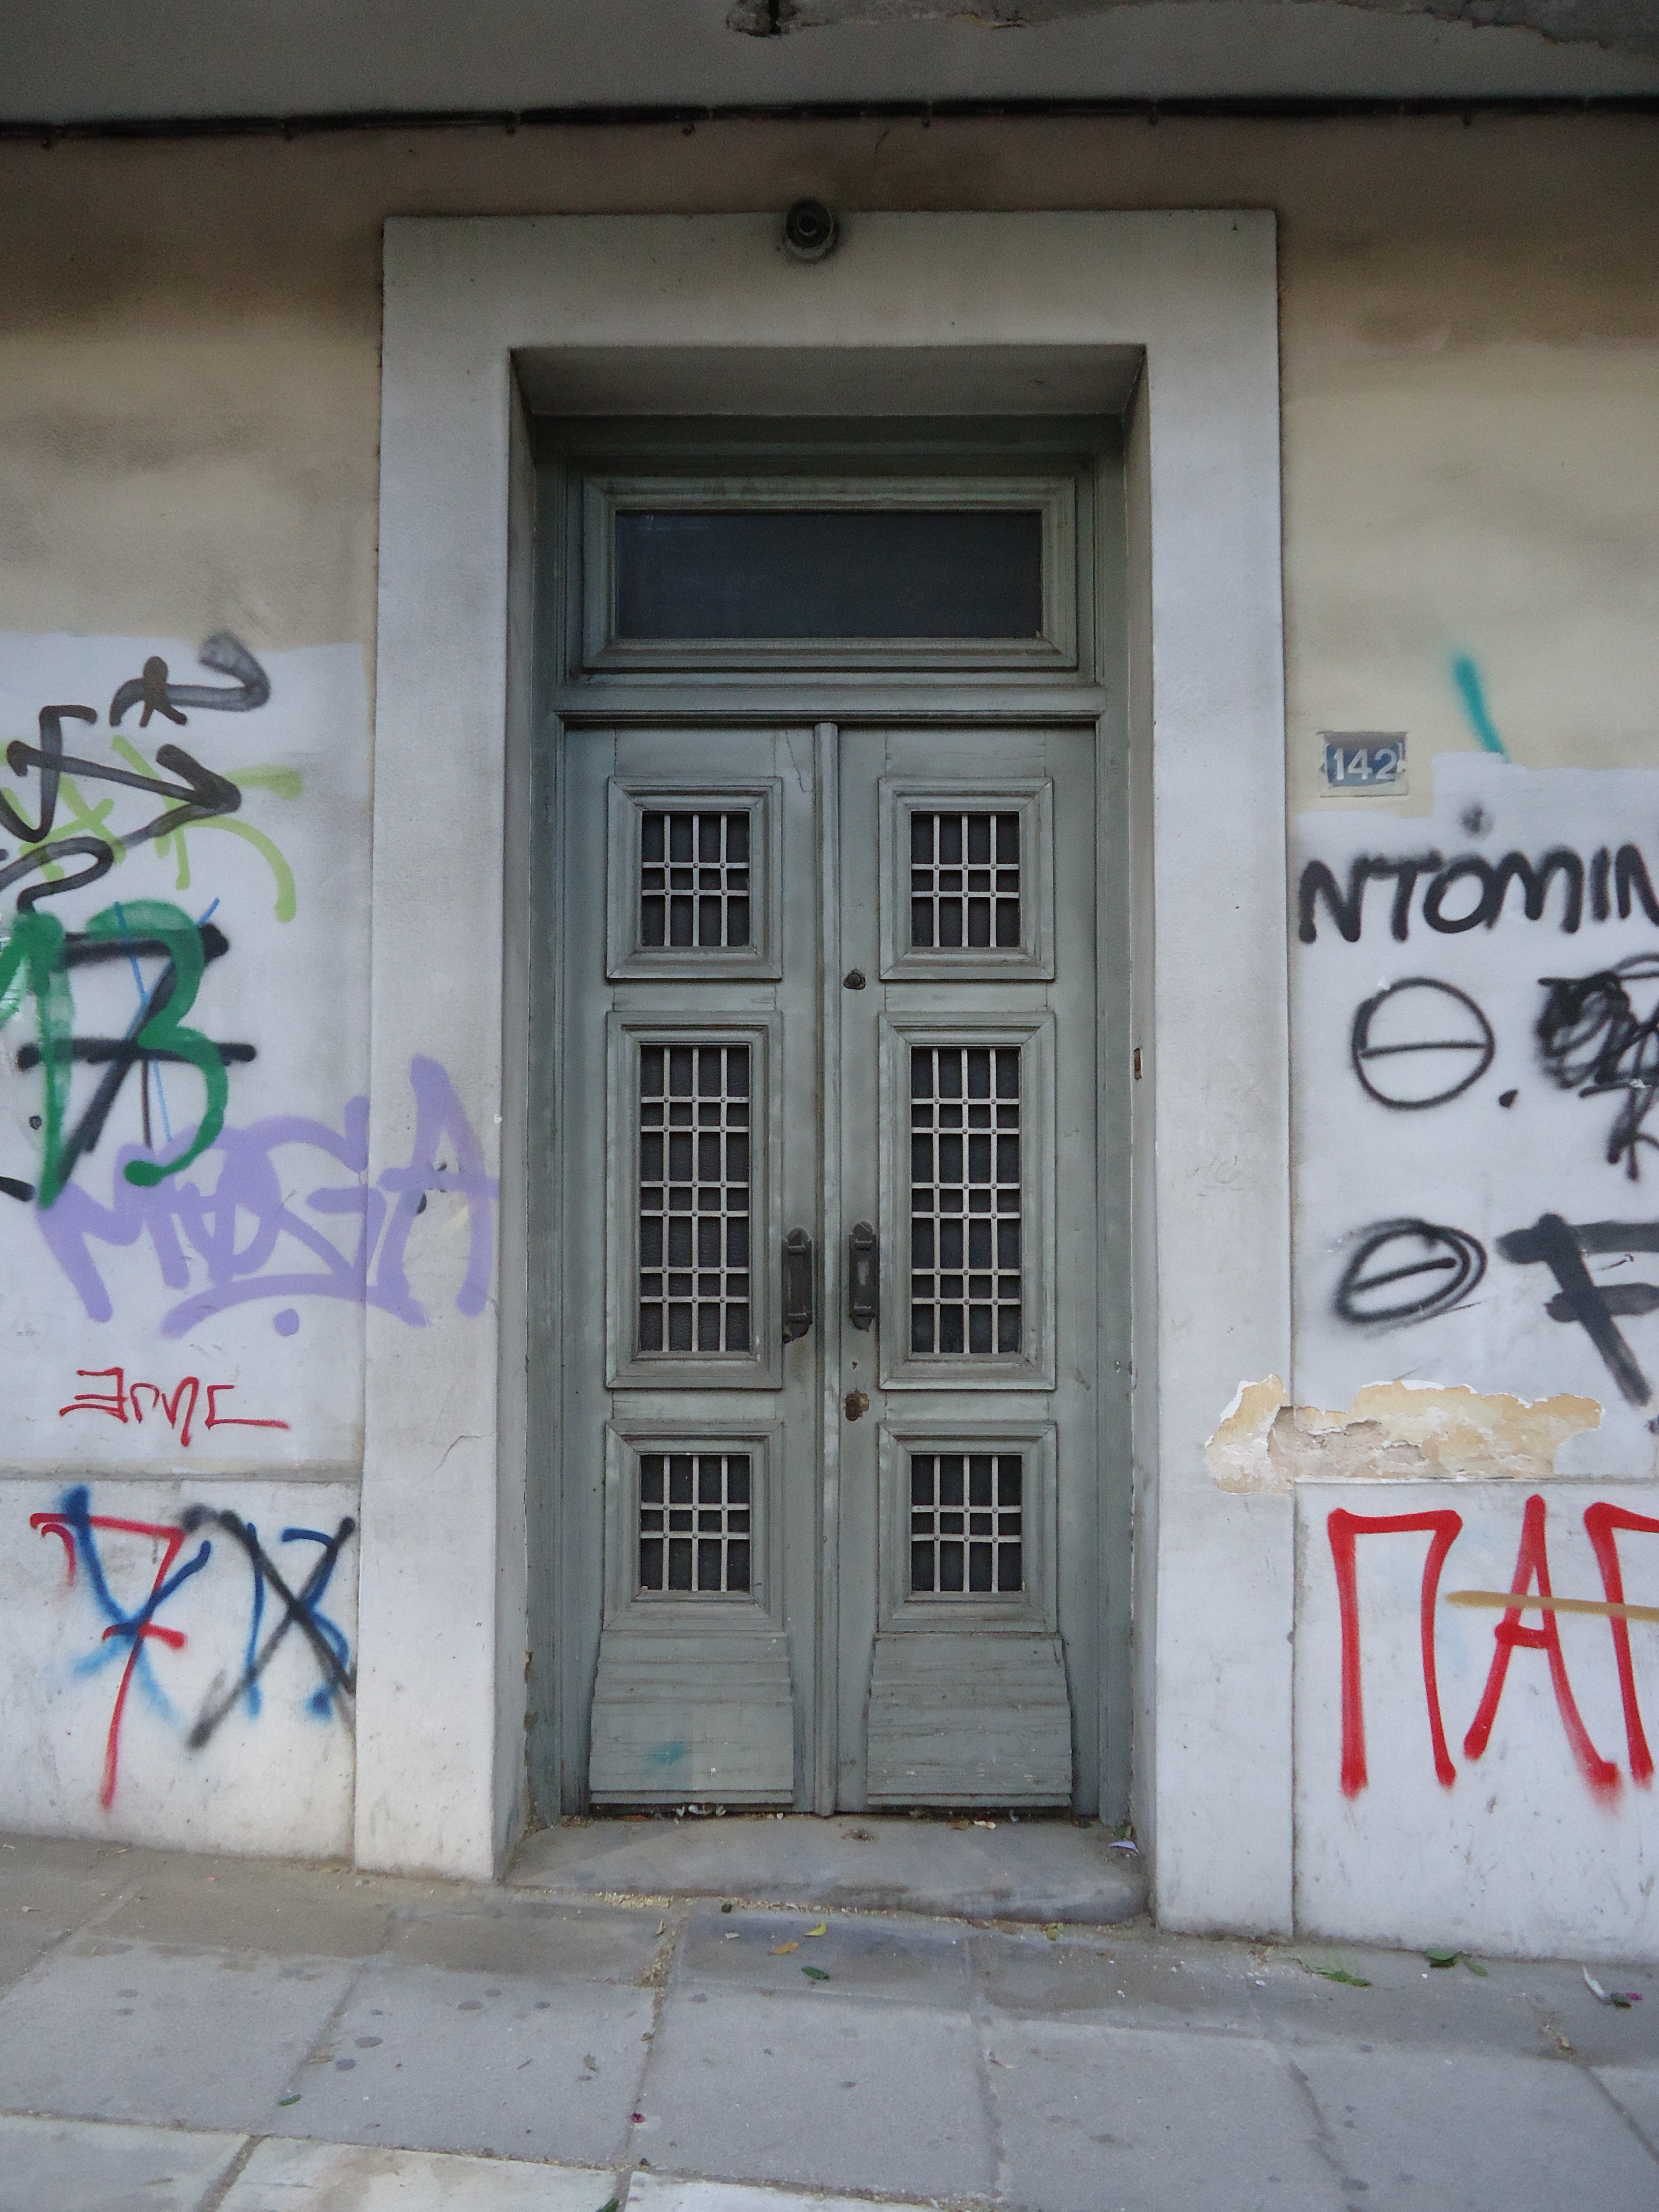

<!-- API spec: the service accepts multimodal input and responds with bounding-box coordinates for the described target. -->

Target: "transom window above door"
[541,421,1108,685]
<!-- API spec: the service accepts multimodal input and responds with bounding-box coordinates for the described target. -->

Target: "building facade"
[2,6,1657,1962]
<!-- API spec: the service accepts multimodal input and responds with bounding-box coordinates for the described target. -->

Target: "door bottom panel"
[589,1628,796,1804]
[865,1632,1073,1805]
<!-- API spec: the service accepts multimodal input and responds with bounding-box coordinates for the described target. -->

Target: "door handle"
[848,1220,878,1331]
[782,1228,815,1344]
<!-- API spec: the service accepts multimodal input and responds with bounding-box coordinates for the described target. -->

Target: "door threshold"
[506,1813,1145,1925]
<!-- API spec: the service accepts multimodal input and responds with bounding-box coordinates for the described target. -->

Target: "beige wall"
[2,115,1655,794]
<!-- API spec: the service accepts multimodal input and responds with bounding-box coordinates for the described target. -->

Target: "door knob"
[782,1228,815,1344]
[848,1220,878,1331]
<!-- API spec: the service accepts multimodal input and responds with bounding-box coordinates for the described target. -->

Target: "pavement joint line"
[195,2129,259,2212]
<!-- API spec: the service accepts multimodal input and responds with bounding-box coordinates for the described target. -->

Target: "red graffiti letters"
[1330,1493,1659,1800]
[58,1367,289,1448]
[1329,1507,1464,1798]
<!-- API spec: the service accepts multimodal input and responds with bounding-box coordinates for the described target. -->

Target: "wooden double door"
[555,721,1100,1809]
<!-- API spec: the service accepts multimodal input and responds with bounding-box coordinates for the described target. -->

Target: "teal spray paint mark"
[1451,654,1510,762]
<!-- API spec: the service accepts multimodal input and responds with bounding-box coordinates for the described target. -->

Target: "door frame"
[369,213,1292,1936]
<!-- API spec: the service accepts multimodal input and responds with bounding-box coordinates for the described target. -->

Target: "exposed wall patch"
[1205,1373,1602,1492]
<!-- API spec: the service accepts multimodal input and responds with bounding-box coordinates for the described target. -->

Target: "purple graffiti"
[35,1056,497,1336]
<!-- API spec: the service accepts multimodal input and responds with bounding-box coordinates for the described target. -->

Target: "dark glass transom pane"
[614,508,1044,641]
[639,1452,752,1594]
[641,809,751,949]
[910,1045,1023,1357]
[637,1043,751,1356]
[910,810,1021,950]
[909,1453,1024,1595]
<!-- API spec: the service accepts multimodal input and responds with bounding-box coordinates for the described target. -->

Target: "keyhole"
[843,969,866,990]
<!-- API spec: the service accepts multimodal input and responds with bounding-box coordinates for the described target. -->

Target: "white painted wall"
[1279,753,1659,1958]
[0,636,372,1849]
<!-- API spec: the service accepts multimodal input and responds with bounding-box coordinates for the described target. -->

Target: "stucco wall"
[1,116,1656,1941]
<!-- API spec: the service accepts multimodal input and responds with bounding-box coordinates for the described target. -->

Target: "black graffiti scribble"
[1498,1214,1659,1408]
[178,1508,356,1750]
[1536,955,1659,1182]
[1351,978,1496,1111]
[5,923,253,1204]
[108,633,271,727]
[1298,841,1659,945]
[1335,1218,1487,1326]
[0,704,243,914]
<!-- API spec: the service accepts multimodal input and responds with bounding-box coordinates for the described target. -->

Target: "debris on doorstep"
[1108,1840,1138,1853]
[807,1922,828,1937]
[1584,1967,1640,2009]
[1304,1962,1371,1987]
[721,1901,734,1913]
[770,1941,798,1955]
[278,2095,300,2108]
[1044,1923,1062,1941]
[802,1965,830,1981]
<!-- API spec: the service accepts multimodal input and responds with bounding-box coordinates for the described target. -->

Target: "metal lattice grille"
[639,1452,753,1593]
[638,1044,751,1354]
[910,811,1021,950]
[910,1045,1022,1355]
[641,810,751,949]
[910,1453,1024,1594]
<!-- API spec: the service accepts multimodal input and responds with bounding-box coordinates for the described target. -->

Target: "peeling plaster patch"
[1205,1374,1602,1492]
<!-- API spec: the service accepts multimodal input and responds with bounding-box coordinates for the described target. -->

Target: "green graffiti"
[0,899,228,1205]
[108,734,302,920]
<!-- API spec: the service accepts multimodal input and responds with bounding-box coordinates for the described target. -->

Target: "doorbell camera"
[782,199,839,262]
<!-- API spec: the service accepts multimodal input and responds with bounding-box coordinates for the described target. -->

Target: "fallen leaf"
[1425,1948,1460,1969]
[278,2095,301,2108]
[1044,1923,1062,1942]
[583,2054,599,2072]
[1315,1967,1371,1988]
[770,1941,798,1955]
[720,1902,734,1913]
[597,2200,621,2212]
[807,1923,828,1938]
[949,1819,970,1830]
[802,1965,831,1981]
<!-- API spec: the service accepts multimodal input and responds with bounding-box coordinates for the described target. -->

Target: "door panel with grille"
[558,722,1097,1810]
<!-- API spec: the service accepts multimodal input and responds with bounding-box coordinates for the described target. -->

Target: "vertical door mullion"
[814,720,842,1816]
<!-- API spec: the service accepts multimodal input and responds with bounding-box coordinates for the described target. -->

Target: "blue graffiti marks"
[31,1483,356,1807]
[35,1056,498,1335]
[1451,653,1512,762]
[176,1508,355,1746]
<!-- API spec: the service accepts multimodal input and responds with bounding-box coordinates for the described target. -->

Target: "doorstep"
[507,1812,1146,1924]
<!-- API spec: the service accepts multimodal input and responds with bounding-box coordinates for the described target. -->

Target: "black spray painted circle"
[1335,1218,1488,1326]
[1350,977,1496,1111]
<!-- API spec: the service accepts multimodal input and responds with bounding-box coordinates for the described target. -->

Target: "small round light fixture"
[782,198,839,263]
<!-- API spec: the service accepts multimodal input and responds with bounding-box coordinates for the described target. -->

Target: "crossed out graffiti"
[29,1483,354,1810]
[1329,1496,1658,1802]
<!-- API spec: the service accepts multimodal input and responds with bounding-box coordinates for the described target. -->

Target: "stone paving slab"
[262,1957,655,2165]
[0,1938,356,2132]
[0,2113,246,2212]
[980,2016,1346,2212]
[222,2137,620,2209]
[641,1981,995,2200]
[1290,2044,1659,2211]
[511,1813,1145,1923]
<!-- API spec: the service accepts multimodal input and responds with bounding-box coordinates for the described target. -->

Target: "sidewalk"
[1,1822,1656,2211]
